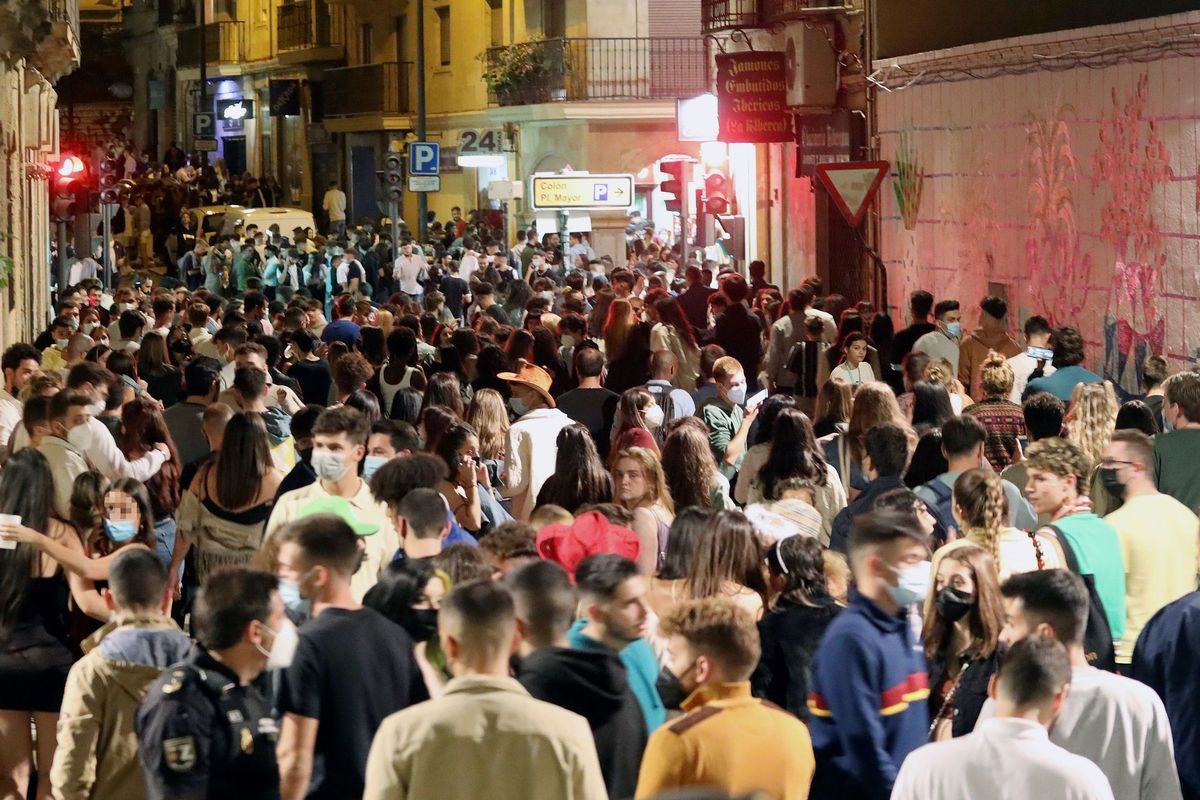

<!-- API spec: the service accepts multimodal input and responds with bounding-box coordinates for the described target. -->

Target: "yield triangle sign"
[815,161,890,227]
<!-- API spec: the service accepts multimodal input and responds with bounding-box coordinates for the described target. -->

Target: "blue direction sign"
[409,142,441,176]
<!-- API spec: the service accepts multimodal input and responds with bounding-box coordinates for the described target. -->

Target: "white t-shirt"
[1008,351,1056,402]
[829,360,875,387]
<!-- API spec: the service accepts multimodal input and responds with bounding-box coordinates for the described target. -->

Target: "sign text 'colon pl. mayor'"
[715,51,791,144]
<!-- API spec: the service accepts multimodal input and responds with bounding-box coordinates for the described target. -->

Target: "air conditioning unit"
[785,25,838,109]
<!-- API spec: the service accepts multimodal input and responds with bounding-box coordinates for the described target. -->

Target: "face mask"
[560,335,575,348]
[403,608,440,643]
[116,302,133,313]
[311,450,350,482]
[54,338,69,349]
[363,454,387,479]
[1099,467,1126,499]
[256,619,299,670]
[658,660,698,709]
[946,321,962,339]
[88,400,106,417]
[82,322,98,335]
[67,318,79,331]
[1162,410,1175,433]
[538,291,553,302]
[67,423,93,451]
[532,259,543,268]
[278,578,311,618]
[934,587,974,623]
[509,397,529,417]
[728,385,747,406]
[103,518,137,543]
[887,560,931,607]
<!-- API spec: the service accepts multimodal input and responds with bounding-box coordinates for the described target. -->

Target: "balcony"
[483,38,706,107]
[177,21,244,68]
[322,61,412,117]
[277,0,344,63]
[701,0,850,31]
[701,0,758,33]
[1,0,80,81]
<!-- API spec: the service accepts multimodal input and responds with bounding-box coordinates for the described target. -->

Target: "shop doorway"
[224,136,247,177]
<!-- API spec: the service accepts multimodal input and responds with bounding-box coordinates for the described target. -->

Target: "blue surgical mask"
[946,322,962,339]
[887,560,932,607]
[103,518,137,543]
[509,397,528,417]
[278,578,311,618]
[363,454,387,479]
[728,385,747,406]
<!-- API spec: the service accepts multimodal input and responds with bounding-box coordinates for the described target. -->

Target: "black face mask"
[403,608,439,643]
[1098,467,1126,499]
[656,666,689,711]
[935,587,974,623]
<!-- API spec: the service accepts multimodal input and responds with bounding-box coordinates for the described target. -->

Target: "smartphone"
[745,388,769,410]
[1026,346,1053,361]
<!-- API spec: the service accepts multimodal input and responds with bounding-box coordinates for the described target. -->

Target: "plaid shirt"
[964,398,1026,471]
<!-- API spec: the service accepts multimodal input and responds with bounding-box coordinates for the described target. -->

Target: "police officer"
[136,567,298,800]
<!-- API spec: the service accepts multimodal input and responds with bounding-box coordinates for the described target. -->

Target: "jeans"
[154,516,177,571]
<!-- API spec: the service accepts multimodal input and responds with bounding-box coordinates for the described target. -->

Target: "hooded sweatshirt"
[959,327,1021,400]
[568,619,667,735]
[518,646,648,800]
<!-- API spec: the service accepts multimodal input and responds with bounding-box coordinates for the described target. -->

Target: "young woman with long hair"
[1064,380,1121,514]
[661,417,731,512]
[646,507,710,620]
[121,396,183,569]
[812,378,851,439]
[530,326,569,396]
[466,387,509,485]
[535,424,613,516]
[433,421,488,533]
[909,379,955,434]
[950,468,1062,580]
[172,411,282,588]
[741,406,846,543]
[612,446,674,574]
[136,331,180,407]
[0,450,109,798]
[649,294,700,390]
[419,371,465,419]
[609,388,661,461]
[503,328,535,370]
[823,381,913,500]
[682,510,768,619]
[602,298,651,394]
[364,559,452,697]
[922,543,1006,739]
[754,535,842,718]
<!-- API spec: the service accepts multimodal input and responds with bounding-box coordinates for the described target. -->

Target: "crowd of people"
[0,207,1198,800]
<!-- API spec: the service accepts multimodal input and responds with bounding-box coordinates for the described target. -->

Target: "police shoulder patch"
[163,736,197,772]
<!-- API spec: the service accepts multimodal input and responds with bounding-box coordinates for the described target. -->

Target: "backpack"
[919,477,959,547]
[643,382,676,424]
[1045,524,1118,672]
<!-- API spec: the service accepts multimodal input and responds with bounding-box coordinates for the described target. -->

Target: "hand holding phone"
[1027,346,1053,361]
[745,388,769,410]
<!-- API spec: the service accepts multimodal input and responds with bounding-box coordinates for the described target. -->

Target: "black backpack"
[1045,525,1118,672]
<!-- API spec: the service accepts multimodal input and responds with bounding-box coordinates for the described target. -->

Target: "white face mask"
[67,422,93,451]
[311,450,350,482]
[256,619,299,670]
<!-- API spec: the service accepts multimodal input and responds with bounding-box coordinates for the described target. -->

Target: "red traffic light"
[55,155,86,184]
[703,171,730,215]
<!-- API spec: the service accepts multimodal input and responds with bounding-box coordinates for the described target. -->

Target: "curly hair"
[1025,437,1091,494]
[658,596,760,678]
[1051,325,1086,368]
[953,469,1008,566]
[1065,381,1117,468]
[979,350,1015,399]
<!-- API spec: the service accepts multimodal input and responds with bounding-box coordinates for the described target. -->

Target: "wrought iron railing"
[177,22,245,66]
[483,37,707,106]
[322,61,413,116]
[761,0,848,24]
[277,0,344,52]
[701,0,758,32]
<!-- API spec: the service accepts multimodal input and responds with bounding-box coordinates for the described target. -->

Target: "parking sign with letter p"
[409,142,440,177]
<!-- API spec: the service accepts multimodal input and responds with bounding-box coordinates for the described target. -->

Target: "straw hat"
[498,358,555,408]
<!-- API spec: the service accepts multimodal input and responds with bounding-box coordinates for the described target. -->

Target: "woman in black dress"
[0,450,109,795]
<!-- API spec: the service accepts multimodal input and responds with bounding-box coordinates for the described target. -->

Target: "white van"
[192,205,316,238]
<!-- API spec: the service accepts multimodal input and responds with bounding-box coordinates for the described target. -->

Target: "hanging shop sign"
[269,80,301,116]
[715,51,791,144]
[796,110,853,178]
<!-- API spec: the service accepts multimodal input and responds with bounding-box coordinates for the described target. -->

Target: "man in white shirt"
[321,180,347,236]
[0,343,41,451]
[393,242,426,302]
[67,250,100,286]
[976,569,1183,800]
[38,390,95,518]
[66,363,169,482]
[458,245,480,286]
[501,360,573,521]
[1008,314,1056,402]
[894,636,1114,800]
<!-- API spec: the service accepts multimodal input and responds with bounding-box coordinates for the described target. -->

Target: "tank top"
[379,365,417,417]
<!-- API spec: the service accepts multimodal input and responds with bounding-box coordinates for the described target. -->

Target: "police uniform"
[135,648,281,800]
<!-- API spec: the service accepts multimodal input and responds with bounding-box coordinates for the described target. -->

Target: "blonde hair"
[1025,437,1091,495]
[1065,381,1118,467]
[953,468,1008,567]
[847,382,910,462]
[612,447,675,515]
[980,351,1015,398]
[926,358,955,387]
[466,388,509,461]
[712,356,744,383]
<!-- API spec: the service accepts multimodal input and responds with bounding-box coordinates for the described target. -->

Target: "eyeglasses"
[1098,459,1137,469]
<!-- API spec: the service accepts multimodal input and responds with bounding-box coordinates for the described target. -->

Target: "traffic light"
[51,154,86,221]
[703,170,731,214]
[659,159,688,214]
[694,188,709,247]
[99,156,120,204]
[383,151,404,201]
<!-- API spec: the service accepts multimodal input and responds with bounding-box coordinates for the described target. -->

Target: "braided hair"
[953,468,1008,569]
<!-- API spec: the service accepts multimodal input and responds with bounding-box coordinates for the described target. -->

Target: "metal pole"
[56,219,69,295]
[680,166,690,266]
[390,198,401,262]
[415,0,427,244]
[102,204,113,289]
[198,0,208,165]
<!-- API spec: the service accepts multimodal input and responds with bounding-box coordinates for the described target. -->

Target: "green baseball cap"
[297,495,379,537]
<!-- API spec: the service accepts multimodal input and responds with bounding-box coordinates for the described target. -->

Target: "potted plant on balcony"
[481,38,566,105]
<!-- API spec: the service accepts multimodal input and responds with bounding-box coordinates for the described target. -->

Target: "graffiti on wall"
[1092,75,1172,397]
[893,129,924,231]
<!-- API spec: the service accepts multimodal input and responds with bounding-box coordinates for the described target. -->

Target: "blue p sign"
[409,142,440,176]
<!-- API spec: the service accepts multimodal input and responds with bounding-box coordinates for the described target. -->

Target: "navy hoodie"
[808,591,929,800]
